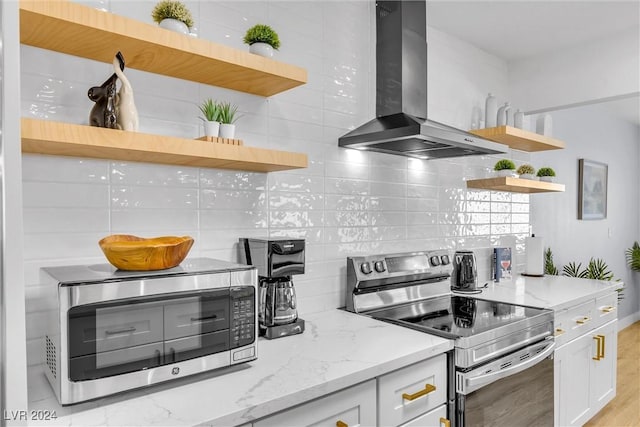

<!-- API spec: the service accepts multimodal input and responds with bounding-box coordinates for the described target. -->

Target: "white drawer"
[554,300,594,346]
[253,379,376,427]
[593,292,618,328]
[399,404,449,427]
[378,353,447,427]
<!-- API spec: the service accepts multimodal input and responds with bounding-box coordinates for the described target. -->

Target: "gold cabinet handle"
[440,417,451,427]
[402,384,436,401]
[576,316,591,324]
[600,306,616,313]
[336,421,348,427]
[592,335,605,361]
[554,328,565,336]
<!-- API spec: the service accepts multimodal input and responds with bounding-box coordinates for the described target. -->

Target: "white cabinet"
[253,379,377,427]
[554,292,618,427]
[378,354,448,427]
[252,353,451,427]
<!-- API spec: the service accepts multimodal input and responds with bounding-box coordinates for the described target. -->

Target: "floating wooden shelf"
[466,177,565,194]
[21,118,308,173]
[469,126,565,152]
[19,0,307,96]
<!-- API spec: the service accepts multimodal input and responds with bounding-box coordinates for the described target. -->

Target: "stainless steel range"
[345,250,555,427]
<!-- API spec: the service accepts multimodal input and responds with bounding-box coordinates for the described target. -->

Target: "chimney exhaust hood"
[338,1,507,159]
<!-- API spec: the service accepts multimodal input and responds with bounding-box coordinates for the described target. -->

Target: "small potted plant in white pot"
[218,101,239,139]
[152,0,194,35]
[494,159,517,177]
[537,167,556,182]
[199,98,220,138]
[243,24,280,58]
[516,164,537,180]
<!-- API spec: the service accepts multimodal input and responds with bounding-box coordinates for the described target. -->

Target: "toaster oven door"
[67,289,235,381]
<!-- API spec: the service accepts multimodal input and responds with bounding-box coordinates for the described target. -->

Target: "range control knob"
[360,262,372,275]
[430,256,441,267]
[440,255,450,265]
[374,261,386,273]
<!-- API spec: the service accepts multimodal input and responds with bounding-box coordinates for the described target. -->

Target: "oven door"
[455,339,555,427]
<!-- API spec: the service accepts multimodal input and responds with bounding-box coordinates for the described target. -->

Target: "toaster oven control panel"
[231,286,256,348]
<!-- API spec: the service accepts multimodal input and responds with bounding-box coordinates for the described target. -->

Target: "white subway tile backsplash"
[22,1,531,376]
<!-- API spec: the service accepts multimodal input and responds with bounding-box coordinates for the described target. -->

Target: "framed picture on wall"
[578,159,608,220]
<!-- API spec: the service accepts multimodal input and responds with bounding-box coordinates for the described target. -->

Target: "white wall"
[510,28,640,113]
[530,101,640,323]
[20,0,530,398]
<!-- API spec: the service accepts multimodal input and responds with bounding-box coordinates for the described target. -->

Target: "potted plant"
[537,167,556,182]
[625,241,640,272]
[218,101,239,139]
[243,24,281,58]
[494,159,517,177]
[516,164,536,180]
[199,98,220,138]
[152,0,194,35]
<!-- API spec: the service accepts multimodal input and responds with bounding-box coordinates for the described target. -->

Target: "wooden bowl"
[99,235,194,271]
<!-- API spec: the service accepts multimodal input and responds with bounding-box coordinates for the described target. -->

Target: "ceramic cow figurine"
[87,55,125,129]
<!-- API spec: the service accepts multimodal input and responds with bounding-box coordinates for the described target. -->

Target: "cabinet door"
[555,333,594,427]
[378,354,447,427]
[591,319,617,414]
[253,379,376,427]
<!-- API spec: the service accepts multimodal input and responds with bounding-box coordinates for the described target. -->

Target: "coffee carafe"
[239,238,306,339]
[451,250,478,292]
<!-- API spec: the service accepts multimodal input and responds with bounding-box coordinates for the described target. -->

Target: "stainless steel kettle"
[451,250,478,292]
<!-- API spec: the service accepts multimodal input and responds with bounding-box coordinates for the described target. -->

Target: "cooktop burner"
[368,295,548,341]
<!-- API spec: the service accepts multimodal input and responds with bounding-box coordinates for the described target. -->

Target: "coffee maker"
[239,238,305,339]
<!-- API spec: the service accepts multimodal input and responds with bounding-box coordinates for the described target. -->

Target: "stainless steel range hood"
[338,1,506,159]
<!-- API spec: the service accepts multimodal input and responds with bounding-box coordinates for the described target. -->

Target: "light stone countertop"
[464,274,622,311]
[28,309,453,426]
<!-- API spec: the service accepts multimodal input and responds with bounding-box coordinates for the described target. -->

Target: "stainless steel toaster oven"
[40,258,257,405]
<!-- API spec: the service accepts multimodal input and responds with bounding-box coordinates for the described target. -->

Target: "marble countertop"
[465,274,622,311]
[28,309,452,426]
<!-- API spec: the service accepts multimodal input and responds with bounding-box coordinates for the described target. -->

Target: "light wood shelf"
[21,118,308,173]
[469,126,565,152]
[19,0,307,97]
[466,176,565,194]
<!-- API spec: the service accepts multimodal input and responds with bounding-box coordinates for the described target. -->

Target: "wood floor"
[585,321,640,427]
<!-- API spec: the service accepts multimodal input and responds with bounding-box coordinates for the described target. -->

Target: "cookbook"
[493,247,512,282]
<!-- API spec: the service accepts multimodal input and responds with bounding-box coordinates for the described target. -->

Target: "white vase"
[219,123,236,139]
[159,18,189,35]
[520,173,537,180]
[497,102,511,126]
[485,93,497,128]
[539,176,554,182]
[203,120,220,138]
[514,109,524,129]
[249,42,274,58]
[497,169,517,177]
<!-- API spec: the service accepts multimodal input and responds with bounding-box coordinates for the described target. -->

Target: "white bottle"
[485,93,497,128]
[514,109,524,129]
[536,114,553,136]
[497,102,511,126]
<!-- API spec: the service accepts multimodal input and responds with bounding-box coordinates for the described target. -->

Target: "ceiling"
[426,1,640,62]
[427,1,640,126]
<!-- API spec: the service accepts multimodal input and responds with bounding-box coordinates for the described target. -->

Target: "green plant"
[537,167,556,177]
[625,241,640,272]
[585,258,614,280]
[152,0,194,27]
[494,159,516,171]
[243,24,281,49]
[218,101,239,124]
[544,248,558,275]
[562,261,587,278]
[199,99,220,122]
[517,164,536,175]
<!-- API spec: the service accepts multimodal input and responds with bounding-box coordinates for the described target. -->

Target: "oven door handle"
[459,340,555,394]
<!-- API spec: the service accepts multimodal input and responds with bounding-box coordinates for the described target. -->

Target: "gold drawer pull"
[599,334,606,358]
[554,328,565,336]
[336,421,348,427]
[440,417,451,427]
[402,384,436,401]
[576,316,591,324]
[600,306,616,313]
